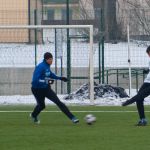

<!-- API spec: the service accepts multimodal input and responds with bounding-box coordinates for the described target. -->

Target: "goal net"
[0,25,94,104]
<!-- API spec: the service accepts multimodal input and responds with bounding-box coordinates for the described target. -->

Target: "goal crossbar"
[0,25,93,29]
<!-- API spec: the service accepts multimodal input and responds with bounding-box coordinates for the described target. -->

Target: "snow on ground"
[0,41,149,68]
[0,95,127,106]
[64,83,129,100]
[0,93,150,106]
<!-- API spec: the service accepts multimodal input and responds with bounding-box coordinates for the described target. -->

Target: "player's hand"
[48,79,54,84]
[143,69,149,74]
[61,77,68,82]
[45,78,54,84]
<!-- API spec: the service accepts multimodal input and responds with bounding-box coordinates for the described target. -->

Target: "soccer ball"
[84,114,96,125]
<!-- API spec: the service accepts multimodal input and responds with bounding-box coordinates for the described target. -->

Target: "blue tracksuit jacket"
[31,60,61,88]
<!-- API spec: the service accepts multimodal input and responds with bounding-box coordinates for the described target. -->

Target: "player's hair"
[146,46,150,53]
[44,52,53,60]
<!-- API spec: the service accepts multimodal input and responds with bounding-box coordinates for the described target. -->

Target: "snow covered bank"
[0,94,150,106]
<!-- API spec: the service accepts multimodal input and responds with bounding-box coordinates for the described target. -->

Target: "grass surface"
[0,105,150,150]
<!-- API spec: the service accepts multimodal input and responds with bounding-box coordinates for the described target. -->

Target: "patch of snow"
[64,82,129,101]
[0,95,150,106]
[0,41,149,68]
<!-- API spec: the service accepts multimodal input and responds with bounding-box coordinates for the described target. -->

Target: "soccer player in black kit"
[30,52,79,124]
[122,46,150,126]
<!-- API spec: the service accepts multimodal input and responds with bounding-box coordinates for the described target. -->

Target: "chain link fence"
[0,0,150,96]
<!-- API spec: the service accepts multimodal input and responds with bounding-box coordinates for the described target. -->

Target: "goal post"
[0,25,94,103]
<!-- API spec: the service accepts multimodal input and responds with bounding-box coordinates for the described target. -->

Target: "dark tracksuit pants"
[127,83,150,119]
[31,87,74,120]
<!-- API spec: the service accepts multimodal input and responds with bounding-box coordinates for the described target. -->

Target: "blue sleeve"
[50,71,62,80]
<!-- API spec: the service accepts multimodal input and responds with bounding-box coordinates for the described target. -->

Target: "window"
[95,9,101,19]
[61,9,72,20]
[47,9,54,20]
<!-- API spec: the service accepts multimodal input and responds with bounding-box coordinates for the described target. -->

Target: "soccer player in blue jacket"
[31,52,79,124]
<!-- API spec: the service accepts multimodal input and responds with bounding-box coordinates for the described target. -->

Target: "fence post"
[127,24,132,97]
[67,38,71,94]
[55,29,58,94]
[66,0,71,94]
[28,0,31,43]
[117,69,119,86]
[99,42,101,84]
[106,70,108,84]
[102,36,105,84]
[136,71,138,93]
[34,9,37,66]
[100,9,105,84]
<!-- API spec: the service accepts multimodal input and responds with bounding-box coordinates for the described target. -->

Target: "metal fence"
[0,2,150,95]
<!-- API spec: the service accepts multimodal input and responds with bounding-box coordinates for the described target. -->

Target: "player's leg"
[31,88,46,123]
[122,83,150,106]
[136,100,145,120]
[46,88,79,123]
[122,83,150,126]
[135,83,150,126]
[136,100,147,126]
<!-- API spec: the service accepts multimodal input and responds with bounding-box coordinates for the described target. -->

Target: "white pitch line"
[0,110,150,113]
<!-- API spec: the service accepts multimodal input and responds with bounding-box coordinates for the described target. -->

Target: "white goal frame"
[0,25,94,103]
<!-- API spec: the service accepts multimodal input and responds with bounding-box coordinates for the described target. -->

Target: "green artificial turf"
[0,105,150,150]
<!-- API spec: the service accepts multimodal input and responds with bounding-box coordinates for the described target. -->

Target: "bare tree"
[123,0,150,36]
[77,0,101,41]
[79,0,94,19]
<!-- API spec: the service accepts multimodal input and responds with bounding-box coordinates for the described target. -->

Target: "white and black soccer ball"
[84,114,96,125]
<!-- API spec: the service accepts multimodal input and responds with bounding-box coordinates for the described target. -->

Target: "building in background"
[42,0,79,22]
[0,0,149,43]
[0,0,42,43]
[0,0,29,42]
